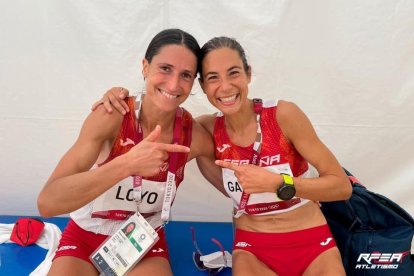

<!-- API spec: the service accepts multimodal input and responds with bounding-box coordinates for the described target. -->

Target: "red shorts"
[233,224,337,276]
[53,219,169,266]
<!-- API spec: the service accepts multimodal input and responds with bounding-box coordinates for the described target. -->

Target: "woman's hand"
[215,160,282,194]
[91,87,130,115]
[123,125,190,177]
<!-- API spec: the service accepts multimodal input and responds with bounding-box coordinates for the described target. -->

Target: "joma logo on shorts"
[235,242,251,247]
[57,245,77,252]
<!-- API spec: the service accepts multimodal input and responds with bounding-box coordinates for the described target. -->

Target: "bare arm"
[277,100,351,201]
[191,117,227,196]
[215,101,351,202]
[91,87,130,114]
[38,106,126,217]
[38,105,190,217]
[91,87,228,196]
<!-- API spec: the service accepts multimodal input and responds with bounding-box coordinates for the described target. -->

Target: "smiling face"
[200,47,251,115]
[142,44,197,112]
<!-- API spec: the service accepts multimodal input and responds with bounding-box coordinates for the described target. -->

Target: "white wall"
[0,0,413,221]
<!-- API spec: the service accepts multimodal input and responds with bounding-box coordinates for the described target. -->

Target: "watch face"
[278,185,296,200]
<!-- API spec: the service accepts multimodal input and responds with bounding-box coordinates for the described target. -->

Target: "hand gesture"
[92,87,130,115]
[215,160,281,194]
[124,125,189,177]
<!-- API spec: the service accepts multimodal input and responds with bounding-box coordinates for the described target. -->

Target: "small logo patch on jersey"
[152,247,164,253]
[57,245,77,252]
[217,144,231,153]
[235,241,251,247]
[159,162,168,172]
[120,138,135,147]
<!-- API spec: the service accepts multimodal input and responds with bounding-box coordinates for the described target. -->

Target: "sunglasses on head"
[191,227,230,275]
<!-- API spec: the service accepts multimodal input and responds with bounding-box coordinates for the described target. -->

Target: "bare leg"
[232,249,278,276]
[303,247,345,276]
[128,256,173,276]
[48,256,98,276]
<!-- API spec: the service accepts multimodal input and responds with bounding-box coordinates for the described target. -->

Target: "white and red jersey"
[71,97,192,235]
[214,99,311,216]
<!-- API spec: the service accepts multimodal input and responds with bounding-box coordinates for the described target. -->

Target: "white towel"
[0,222,62,276]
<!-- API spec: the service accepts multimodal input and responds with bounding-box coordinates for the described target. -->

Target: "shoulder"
[81,104,125,142]
[191,118,213,143]
[188,118,215,160]
[275,100,307,124]
[180,106,192,117]
[275,100,316,143]
[195,113,216,135]
[276,99,301,115]
[181,107,194,126]
[88,104,125,128]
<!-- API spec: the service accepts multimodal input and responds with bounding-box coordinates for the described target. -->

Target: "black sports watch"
[277,174,296,200]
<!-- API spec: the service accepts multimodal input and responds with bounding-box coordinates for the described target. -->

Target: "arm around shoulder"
[192,117,228,196]
[195,114,216,135]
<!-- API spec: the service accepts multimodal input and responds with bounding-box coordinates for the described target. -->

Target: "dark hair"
[198,37,250,78]
[144,29,200,64]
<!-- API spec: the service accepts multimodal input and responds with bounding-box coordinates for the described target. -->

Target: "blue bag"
[320,168,414,275]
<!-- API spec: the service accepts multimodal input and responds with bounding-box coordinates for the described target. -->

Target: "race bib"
[91,177,174,221]
[223,163,293,203]
[224,163,295,216]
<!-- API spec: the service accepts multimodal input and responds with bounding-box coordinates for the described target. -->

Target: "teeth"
[159,89,178,99]
[219,95,237,103]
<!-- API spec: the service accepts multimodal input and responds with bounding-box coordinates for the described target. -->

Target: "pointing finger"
[156,143,190,153]
[91,100,103,111]
[215,160,239,171]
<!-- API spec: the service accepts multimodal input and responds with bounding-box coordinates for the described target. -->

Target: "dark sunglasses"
[191,227,228,275]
